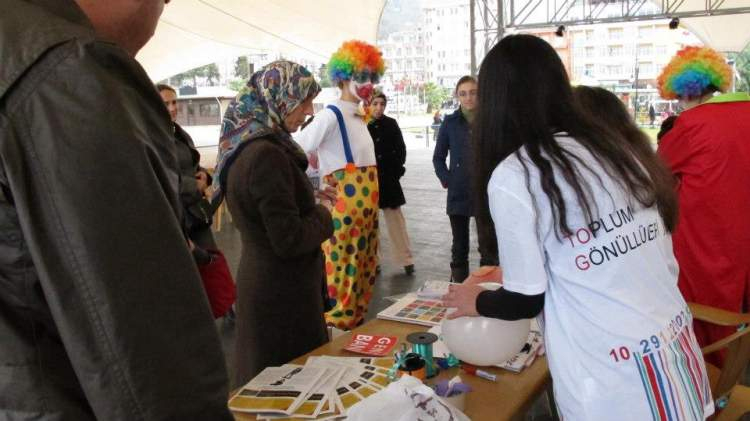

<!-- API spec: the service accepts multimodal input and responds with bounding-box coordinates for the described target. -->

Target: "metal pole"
[425,126,430,148]
[498,0,505,39]
[483,1,492,56]
[470,0,477,77]
[634,66,640,122]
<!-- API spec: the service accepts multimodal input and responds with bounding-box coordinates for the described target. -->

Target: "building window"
[585,46,595,58]
[637,44,653,56]
[656,45,667,56]
[639,62,654,75]
[585,63,594,76]
[198,103,219,118]
[585,29,595,40]
[608,28,623,40]
[638,26,653,38]
[608,45,623,57]
[574,65,584,78]
[606,65,624,77]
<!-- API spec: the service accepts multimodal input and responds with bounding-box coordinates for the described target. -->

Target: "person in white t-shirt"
[295,40,385,330]
[442,34,713,420]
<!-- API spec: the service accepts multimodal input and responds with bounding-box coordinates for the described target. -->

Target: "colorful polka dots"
[335,198,347,213]
[322,166,379,329]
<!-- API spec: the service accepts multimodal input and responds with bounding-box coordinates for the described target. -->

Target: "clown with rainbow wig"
[295,40,386,329]
[657,46,750,367]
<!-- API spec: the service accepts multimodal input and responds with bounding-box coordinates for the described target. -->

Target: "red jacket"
[658,93,750,357]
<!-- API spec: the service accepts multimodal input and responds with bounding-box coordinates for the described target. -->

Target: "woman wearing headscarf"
[213,61,337,386]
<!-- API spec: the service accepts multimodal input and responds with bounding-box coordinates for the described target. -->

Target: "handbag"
[197,249,236,318]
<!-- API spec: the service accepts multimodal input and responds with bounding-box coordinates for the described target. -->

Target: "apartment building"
[569,20,699,88]
[423,0,473,89]
[379,28,428,87]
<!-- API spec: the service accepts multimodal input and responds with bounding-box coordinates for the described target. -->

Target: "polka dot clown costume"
[295,40,386,329]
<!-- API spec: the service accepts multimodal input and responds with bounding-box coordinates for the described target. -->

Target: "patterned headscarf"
[212,60,321,200]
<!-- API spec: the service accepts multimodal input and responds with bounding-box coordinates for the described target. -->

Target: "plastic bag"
[347,375,470,421]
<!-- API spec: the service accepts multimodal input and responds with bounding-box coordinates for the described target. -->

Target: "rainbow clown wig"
[328,40,386,85]
[657,46,732,100]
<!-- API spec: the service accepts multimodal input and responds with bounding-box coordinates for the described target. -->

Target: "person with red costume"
[657,46,750,365]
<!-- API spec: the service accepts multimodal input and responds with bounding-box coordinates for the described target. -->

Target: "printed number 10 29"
[609,336,661,363]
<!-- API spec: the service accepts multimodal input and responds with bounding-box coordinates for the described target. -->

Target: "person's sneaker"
[404,264,415,275]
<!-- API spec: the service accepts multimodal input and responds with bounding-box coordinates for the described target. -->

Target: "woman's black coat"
[367,115,407,209]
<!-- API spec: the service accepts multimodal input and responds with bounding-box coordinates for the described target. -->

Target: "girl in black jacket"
[367,93,414,275]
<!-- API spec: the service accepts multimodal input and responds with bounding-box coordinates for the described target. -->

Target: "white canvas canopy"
[137,0,749,82]
[680,13,750,53]
[137,0,387,81]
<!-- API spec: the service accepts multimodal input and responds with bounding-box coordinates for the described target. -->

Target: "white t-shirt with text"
[488,135,713,420]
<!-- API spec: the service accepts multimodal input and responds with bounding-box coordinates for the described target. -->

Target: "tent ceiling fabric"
[662,0,750,51]
[137,0,387,82]
[680,14,750,53]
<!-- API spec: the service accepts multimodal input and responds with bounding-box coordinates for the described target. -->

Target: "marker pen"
[462,365,497,382]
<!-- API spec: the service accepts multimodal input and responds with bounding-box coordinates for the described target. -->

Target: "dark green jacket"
[0,1,232,419]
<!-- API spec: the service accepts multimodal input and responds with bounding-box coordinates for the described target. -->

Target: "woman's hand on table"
[442,283,483,319]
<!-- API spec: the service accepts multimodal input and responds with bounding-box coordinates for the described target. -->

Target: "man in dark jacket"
[0,1,233,420]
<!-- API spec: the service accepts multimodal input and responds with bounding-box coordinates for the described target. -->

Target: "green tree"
[234,56,252,80]
[229,79,246,92]
[735,45,750,92]
[317,65,332,88]
[168,63,221,88]
[424,82,450,113]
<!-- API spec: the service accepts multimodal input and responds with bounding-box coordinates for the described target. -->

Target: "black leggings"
[448,215,499,267]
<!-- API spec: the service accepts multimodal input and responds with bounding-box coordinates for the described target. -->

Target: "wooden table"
[233,319,551,421]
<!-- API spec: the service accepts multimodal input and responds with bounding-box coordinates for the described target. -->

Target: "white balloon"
[441,283,531,366]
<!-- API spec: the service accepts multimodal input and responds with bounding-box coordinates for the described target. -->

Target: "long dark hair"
[473,35,677,237]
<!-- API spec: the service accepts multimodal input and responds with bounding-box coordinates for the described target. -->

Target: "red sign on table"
[343,334,398,357]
